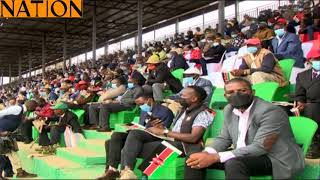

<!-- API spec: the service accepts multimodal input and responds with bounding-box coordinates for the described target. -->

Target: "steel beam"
[42,33,46,78]
[137,0,143,57]
[235,0,239,21]
[63,22,67,73]
[92,1,97,62]
[218,0,225,34]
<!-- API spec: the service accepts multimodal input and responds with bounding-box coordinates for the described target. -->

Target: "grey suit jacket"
[209,97,304,179]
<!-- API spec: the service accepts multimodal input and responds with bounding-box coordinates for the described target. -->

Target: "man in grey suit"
[186,78,304,179]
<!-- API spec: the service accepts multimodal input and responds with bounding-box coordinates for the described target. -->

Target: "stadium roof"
[0,0,233,76]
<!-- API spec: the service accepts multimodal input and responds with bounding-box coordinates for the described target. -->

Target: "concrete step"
[78,139,106,153]
[56,147,106,166]
[83,130,112,140]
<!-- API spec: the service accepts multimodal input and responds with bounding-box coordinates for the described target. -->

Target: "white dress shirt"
[205,102,254,163]
[0,105,26,119]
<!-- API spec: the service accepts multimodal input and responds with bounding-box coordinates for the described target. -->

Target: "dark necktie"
[312,72,319,80]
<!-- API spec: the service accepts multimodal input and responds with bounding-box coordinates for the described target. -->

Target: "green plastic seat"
[206,115,318,180]
[253,82,279,102]
[109,106,140,129]
[209,88,227,109]
[69,109,85,125]
[203,110,224,141]
[274,59,295,101]
[171,68,184,83]
[289,116,318,155]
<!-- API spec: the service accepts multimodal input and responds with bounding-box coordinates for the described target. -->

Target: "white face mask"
[213,42,219,47]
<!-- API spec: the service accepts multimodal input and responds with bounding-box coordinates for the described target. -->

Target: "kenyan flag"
[139,141,182,177]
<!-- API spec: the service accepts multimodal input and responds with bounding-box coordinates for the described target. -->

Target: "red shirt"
[35,103,54,118]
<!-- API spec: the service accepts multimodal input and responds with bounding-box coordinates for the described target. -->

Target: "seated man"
[97,93,174,179]
[231,38,287,87]
[119,86,214,179]
[144,55,183,102]
[168,50,189,71]
[295,50,320,158]
[38,102,82,152]
[90,74,144,132]
[186,78,304,179]
[0,100,38,178]
[87,76,127,129]
[182,67,213,104]
[271,23,305,68]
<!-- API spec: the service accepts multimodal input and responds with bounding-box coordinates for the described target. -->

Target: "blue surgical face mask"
[274,28,285,37]
[139,103,151,112]
[183,77,194,87]
[312,61,320,71]
[111,83,117,89]
[127,83,135,89]
[247,46,258,54]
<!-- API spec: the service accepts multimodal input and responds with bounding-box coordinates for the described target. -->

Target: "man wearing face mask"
[231,38,287,87]
[186,78,304,179]
[93,75,144,132]
[271,23,305,68]
[118,86,214,179]
[201,38,226,75]
[97,93,174,179]
[168,50,189,71]
[295,49,320,158]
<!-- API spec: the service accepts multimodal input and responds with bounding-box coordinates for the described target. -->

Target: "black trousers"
[67,103,90,126]
[0,155,13,177]
[121,130,204,180]
[208,155,272,180]
[38,126,66,146]
[303,103,320,138]
[106,132,128,168]
[16,120,33,142]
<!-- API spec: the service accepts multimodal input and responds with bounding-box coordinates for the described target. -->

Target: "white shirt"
[0,105,27,119]
[205,102,254,163]
[276,33,286,46]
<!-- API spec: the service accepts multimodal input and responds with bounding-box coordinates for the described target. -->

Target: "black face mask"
[177,98,189,108]
[226,92,253,109]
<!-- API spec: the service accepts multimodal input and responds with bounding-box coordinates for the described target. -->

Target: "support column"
[92,1,97,62]
[153,26,156,40]
[104,41,109,55]
[1,71,3,87]
[18,49,22,82]
[63,22,67,73]
[202,10,205,30]
[68,56,71,68]
[137,0,143,57]
[42,33,46,78]
[28,48,32,78]
[218,0,225,34]
[9,64,11,84]
[175,18,179,34]
[235,0,239,21]
[85,52,87,61]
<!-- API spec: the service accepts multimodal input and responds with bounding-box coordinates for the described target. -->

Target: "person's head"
[246,38,262,54]
[44,88,51,95]
[168,51,178,59]
[51,102,68,116]
[36,98,47,108]
[111,76,127,89]
[135,93,154,112]
[224,78,255,111]
[205,33,215,42]
[178,86,207,108]
[310,50,320,71]
[8,97,16,106]
[196,27,201,32]
[258,22,268,30]
[24,100,38,112]
[146,54,161,71]
[273,23,286,38]
[184,67,201,80]
[212,38,221,47]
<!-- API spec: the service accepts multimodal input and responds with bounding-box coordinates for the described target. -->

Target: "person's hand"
[296,102,305,112]
[147,127,165,136]
[231,69,244,76]
[186,152,220,169]
[150,119,164,129]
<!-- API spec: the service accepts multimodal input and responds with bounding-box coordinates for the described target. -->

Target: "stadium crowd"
[0,0,319,179]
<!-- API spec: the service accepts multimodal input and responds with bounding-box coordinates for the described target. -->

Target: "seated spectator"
[118,86,214,179]
[35,98,54,118]
[253,22,275,48]
[182,67,213,104]
[44,88,58,102]
[194,27,204,41]
[0,100,38,178]
[89,74,144,132]
[294,50,320,158]
[38,102,82,151]
[201,38,226,75]
[272,23,305,68]
[186,78,304,179]
[231,38,287,87]
[228,29,245,51]
[168,50,189,71]
[97,93,174,179]
[143,55,183,102]
[97,76,127,103]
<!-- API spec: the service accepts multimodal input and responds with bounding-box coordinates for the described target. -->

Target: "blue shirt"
[139,104,174,128]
